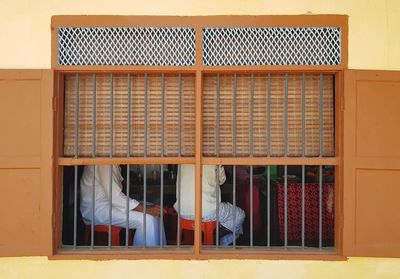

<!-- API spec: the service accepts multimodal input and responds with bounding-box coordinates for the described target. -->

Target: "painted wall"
[1,0,400,278]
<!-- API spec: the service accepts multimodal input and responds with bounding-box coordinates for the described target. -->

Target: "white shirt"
[174,165,226,219]
[80,165,139,224]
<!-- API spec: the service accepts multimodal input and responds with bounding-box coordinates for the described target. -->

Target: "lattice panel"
[58,27,196,66]
[203,27,341,66]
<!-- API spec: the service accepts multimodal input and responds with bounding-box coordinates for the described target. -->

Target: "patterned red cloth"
[277,182,334,243]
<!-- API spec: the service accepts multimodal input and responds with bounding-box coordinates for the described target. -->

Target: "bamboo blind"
[64,74,195,157]
[202,74,334,157]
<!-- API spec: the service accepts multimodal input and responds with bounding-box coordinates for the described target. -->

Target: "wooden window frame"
[51,15,348,260]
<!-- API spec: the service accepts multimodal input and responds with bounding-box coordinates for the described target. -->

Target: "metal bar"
[267,165,270,247]
[178,74,182,157]
[319,73,324,157]
[250,74,254,156]
[160,74,165,247]
[250,165,253,247]
[160,164,164,247]
[267,74,271,156]
[302,73,305,156]
[126,73,132,247]
[74,73,79,159]
[108,165,112,247]
[233,74,237,156]
[284,165,288,248]
[91,73,97,248]
[177,165,181,247]
[73,73,79,249]
[232,165,236,248]
[284,73,289,157]
[215,74,220,247]
[73,165,78,249]
[144,74,148,157]
[302,165,305,248]
[143,164,147,248]
[108,74,114,248]
[319,165,323,249]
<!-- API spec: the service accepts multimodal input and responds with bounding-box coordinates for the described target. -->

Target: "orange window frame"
[51,15,347,260]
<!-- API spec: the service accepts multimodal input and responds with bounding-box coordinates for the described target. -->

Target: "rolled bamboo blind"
[64,74,195,157]
[64,73,334,158]
[202,74,334,157]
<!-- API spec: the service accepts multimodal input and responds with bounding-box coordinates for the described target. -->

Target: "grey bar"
[161,74,165,157]
[178,74,182,157]
[177,165,181,247]
[73,73,79,249]
[250,74,254,156]
[108,165,112,247]
[319,165,323,249]
[232,165,236,248]
[160,164,164,247]
[143,164,147,247]
[126,74,132,247]
[319,74,324,157]
[126,164,130,248]
[108,74,114,247]
[216,74,220,247]
[233,74,237,156]
[284,74,289,157]
[144,74,148,157]
[91,73,97,248]
[302,165,305,248]
[74,73,79,158]
[250,165,253,247]
[73,165,78,249]
[267,165,270,247]
[302,74,305,156]
[284,165,288,248]
[216,166,220,248]
[267,74,271,156]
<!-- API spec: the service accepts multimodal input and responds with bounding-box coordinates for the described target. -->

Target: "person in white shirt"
[80,164,166,246]
[174,165,245,245]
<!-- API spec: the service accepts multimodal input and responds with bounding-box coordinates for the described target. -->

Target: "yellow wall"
[1,0,400,278]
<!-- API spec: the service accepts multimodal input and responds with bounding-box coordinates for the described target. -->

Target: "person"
[174,165,245,245]
[80,164,166,246]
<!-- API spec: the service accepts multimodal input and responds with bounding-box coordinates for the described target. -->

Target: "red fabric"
[277,182,334,243]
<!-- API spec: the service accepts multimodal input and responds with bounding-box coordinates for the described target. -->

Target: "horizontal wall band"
[202,157,339,165]
[58,157,196,166]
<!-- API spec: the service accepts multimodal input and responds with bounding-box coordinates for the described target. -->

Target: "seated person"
[174,165,245,245]
[80,164,166,246]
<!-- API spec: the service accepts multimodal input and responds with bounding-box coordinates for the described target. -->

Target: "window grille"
[202,27,341,66]
[58,27,196,66]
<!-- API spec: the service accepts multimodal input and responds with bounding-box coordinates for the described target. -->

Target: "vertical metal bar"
[232,165,236,248]
[143,74,148,248]
[126,73,132,247]
[177,165,181,247]
[284,73,289,157]
[267,165,270,247]
[143,164,147,248]
[302,165,305,248]
[73,73,79,249]
[250,165,253,247]
[108,74,114,248]
[178,74,182,157]
[91,73,97,248]
[267,74,271,156]
[302,74,306,156]
[250,74,254,157]
[284,165,288,248]
[232,74,237,248]
[319,165,323,249]
[160,74,165,247]
[319,73,324,157]
[215,74,220,247]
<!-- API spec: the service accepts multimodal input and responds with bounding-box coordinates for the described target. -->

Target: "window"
[53,15,345,258]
